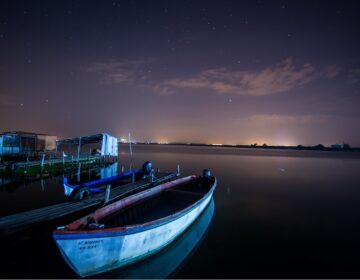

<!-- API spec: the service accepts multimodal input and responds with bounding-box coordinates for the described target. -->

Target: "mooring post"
[176,164,180,177]
[41,154,45,172]
[77,136,82,162]
[157,167,160,173]
[121,164,124,173]
[77,163,81,182]
[151,171,154,183]
[132,171,135,183]
[40,177,45,192]
[104,184,111,205]
[128,133,133,172]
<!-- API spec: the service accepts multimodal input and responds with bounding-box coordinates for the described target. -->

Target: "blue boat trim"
[63,169,143,196]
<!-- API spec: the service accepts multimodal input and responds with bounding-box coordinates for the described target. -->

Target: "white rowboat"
[53,174,216,277]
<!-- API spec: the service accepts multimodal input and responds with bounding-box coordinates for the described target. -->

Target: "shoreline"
[118,143,360,159]
[128,142,360,152]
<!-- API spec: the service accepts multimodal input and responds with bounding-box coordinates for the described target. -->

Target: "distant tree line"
[140,142,359,151]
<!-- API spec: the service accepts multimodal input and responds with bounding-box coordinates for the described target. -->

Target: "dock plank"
[0,172,177,237]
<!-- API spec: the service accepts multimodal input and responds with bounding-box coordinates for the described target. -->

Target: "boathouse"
[55,132,118,158]
[0,131,57,156]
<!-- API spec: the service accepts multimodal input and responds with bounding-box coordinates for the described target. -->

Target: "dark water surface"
[1,144,360,278]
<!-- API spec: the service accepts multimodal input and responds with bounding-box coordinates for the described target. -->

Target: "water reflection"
[2,144,360,278]
[97,198,215,279]
[0,163,124,216]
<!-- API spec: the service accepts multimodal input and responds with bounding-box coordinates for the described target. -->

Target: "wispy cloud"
[161,58,339,96]
[87,59,151,85]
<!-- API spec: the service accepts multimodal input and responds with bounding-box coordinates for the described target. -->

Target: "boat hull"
[54,178,216,277]
[104,198,215,279]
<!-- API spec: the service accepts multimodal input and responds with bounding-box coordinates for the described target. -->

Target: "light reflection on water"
[1,144,360,278]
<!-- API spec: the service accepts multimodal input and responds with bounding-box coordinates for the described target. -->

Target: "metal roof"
[56,133,116,145]
[0,131,55,137]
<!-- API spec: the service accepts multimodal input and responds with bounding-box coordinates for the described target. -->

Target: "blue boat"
[63,161,153,199]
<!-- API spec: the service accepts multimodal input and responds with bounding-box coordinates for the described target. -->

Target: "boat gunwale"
[53,176,216,239]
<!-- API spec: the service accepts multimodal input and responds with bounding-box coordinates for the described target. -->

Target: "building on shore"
[331,143,351,150]
[56,133,118,158]
[0,131,57,157]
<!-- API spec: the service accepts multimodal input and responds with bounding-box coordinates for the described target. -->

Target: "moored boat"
[53,170,216,277]
[63,161,153,199]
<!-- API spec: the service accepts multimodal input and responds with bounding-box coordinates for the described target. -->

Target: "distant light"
[211,143,223,146]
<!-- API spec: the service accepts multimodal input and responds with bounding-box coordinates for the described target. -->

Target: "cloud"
[162,58,339,96]
[87,59,151,85]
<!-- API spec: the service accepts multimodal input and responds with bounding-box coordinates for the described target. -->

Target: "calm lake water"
[1,144,360,278]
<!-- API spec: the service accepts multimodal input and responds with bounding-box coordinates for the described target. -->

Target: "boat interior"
[97,177,215,228]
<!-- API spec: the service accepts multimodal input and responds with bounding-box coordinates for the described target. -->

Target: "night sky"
[1,0,360,146]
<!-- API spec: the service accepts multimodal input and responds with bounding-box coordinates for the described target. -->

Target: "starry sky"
[1,0,360,146]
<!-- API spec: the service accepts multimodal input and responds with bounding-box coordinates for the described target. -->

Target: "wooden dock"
[0,171,177,237]
[11,155,117,177]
